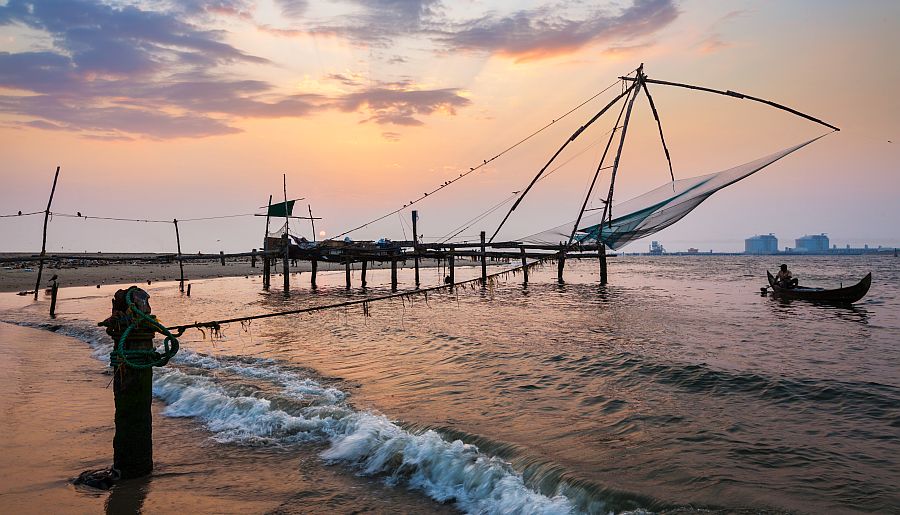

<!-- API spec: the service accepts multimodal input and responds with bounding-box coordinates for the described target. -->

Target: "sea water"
[1,254,897,514]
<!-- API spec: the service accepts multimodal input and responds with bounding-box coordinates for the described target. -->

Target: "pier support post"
[251,249,257,268]
[105,288,155,480]
[361,260,367,288]
[599,244,608,285]
[282,235,290,293]
[412,211,420,287]
[345,261,352,289]
[262,256,270,289]
[557,243,566,283]
[448,250,455,285]
[480,231,487,283]
[186,284,191,297]
[390,255,398,292]
[310,256,318,289]
[173,219,185,293]
[520,247,528,284]
[49,279,59,317]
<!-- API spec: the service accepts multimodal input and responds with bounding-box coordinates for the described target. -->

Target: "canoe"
[767,271,871,304]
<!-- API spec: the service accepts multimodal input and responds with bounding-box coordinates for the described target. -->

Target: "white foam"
[11,317,588,514]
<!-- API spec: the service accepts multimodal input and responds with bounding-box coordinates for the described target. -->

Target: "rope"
[167,255,553,334]
[437,125,620,243]
[106,286,180,369]
[0,210,43,218]
[49,212,259,223]
[329,78,623,240]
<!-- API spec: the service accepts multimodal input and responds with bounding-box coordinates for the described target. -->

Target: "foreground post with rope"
[76,287,179,489]
[412,210,420,287]
[480,231,487,283]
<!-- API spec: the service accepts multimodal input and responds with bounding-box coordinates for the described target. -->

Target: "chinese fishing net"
[521,135,826,249]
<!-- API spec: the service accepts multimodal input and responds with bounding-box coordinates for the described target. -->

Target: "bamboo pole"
[173,219,185,292]
[34,166,60,299]
[263,195,273,290]
[49,279,58,317]
[599,244,608,285]
[361,260,367,288]
[282,174,290,293]
[412,210,420,287]
[520,247,528,284]
[345,261,351,289]
[308,204,316,242]
[602,64,644,227]
[480,231,487,283]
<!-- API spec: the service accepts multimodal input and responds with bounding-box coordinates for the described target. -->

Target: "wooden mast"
[488,82,637,243]
[601,64,644,228]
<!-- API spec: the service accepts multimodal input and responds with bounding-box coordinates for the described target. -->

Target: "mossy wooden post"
[412,210,420,287]
[103,288,155,479]
[390,254,398,292]
[599,244,608,285]
[557,242,566,283]
[310,255,318,289]
[361,260,367,288]
[520,247,528,284]
[345,261,352,289]
[480,231,487,283]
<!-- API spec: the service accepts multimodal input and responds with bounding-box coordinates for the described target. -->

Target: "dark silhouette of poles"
[34,166,60,300]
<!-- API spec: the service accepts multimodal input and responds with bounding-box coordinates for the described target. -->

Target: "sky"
[0,0,898,253]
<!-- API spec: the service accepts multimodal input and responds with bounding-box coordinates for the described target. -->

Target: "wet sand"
[0,322,455,514]
[0,255,459,293]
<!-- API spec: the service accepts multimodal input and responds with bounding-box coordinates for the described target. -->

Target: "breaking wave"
[6,317,616,515]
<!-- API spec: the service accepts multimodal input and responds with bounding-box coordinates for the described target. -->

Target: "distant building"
[796,233,829,252]
[687,247,699,254]
[745,234,778,254]
[649,241,666,255]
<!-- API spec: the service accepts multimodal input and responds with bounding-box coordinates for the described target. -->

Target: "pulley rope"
[329,78,624,241]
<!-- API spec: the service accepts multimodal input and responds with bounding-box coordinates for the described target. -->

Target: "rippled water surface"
[2,254,898,514]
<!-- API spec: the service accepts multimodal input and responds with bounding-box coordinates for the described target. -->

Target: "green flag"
[267,200,295,217]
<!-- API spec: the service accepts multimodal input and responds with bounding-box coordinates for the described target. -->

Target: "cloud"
[334,85,470,126]
[439,0,677,61]
[0,0,475,138]
[275,0,309,18]
[381,131,401,141]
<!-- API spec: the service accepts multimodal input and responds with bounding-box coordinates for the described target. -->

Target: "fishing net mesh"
[521,136,824,249]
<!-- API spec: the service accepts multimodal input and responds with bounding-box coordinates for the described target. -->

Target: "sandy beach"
[0,321,456,514]
[0,254,461,293]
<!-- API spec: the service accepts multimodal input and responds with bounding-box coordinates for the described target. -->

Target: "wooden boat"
[767,271,871,304]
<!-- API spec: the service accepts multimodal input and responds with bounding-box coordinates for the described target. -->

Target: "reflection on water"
[1,254,898,514]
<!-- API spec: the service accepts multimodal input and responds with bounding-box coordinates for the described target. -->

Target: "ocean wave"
[5,317,603,515]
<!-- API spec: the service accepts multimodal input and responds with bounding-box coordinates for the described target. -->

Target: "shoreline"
[0,254,473,293]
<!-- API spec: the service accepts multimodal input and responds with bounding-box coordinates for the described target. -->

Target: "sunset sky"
[1,0,898,253]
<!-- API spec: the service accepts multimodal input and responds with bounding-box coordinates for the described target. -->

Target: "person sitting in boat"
[775,264,799,288]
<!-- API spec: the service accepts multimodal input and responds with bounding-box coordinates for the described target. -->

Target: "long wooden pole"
[412,210,420,287]
[34,166,60,299]
[620,75,840,131]
[489,83,636,243]
[263,195,273,289]
[309,204,316,242]
[602,65,644,227]
[566,85,632,248]
[282,175,290,293]
[173,219,185,292]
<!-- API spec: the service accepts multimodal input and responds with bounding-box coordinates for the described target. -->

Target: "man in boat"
[775,264,799,288]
